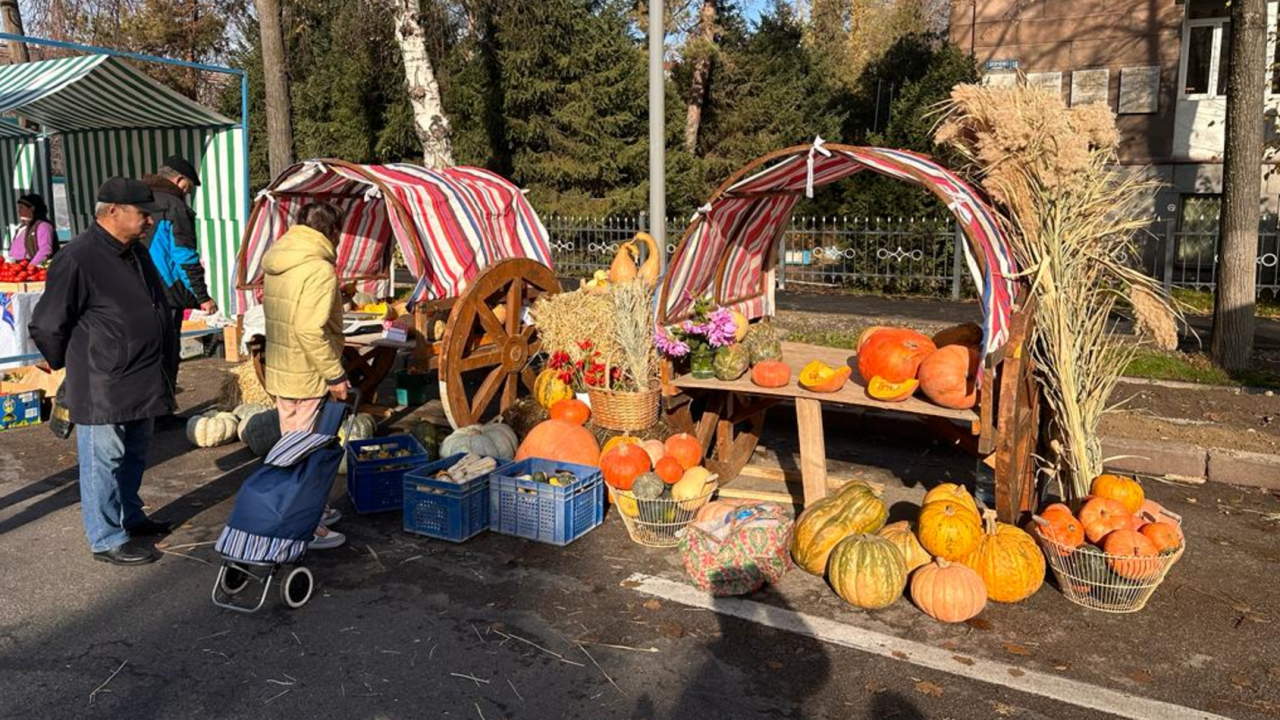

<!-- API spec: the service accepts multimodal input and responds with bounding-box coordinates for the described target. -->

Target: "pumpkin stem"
[935,558,951,569]
[981,508,998,535]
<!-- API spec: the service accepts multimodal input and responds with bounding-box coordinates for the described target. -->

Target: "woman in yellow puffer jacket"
[261,201,350,549]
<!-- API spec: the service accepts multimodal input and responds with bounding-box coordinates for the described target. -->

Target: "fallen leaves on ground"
[765,661,783,671]
[914,681,944,697]
[1001,642,1031,657]
[864,681,887,694]
[657,622,684,639]
[1128,669,1154,684]
[952,655,975,666]
[965,618,993,631]
[990,700,1018,716]
[1008,668,1025,678]
[642,599,661,611]
[1231,675,1257,692]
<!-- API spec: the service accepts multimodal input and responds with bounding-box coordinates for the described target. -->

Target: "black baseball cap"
[96,177,162,214]
[164,155,201,186]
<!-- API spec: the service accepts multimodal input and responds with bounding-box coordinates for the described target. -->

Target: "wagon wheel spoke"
[457,347,503,372]
[505,277,523,336]
[502,372,519,412]
[470,365,506,420]
[475,302,508,344]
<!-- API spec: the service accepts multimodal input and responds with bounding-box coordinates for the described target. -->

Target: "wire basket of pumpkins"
[1031,475,1185,613]
[600,433,718,547]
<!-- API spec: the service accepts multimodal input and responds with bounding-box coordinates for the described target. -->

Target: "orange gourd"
[1103,529,1160,580]
[600,443,651,491]
[917,500,983,561]
[750,360,792,388]
[798,360,852,393]
[923,483,979,516]
[866,376,918,402]
[917,345,978,410]
[1140,521,1183,552]
[1034,511,1085,555]
[664,433,703,470]
[549,398,590,426]
[609,241,638,284]
[1090,474,1144,515]
[856,328,936,384]
[910,558,987,623]
[654,456,684,485]
[1078,496,1131,545]
[515,419,601,467]
[960,510,1045,603]
[633,232,661,287]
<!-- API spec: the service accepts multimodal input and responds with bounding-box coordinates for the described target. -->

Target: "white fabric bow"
[806,135,831,199]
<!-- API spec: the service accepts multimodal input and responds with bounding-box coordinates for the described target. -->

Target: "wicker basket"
[587,385,660,431]
[1034,510,1184,613]
[607,479,718,547]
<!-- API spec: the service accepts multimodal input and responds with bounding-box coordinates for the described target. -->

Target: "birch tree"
[391,0,454,169]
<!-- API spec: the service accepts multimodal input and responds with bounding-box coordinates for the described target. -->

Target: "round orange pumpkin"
[917,500,983,561]
[1034,511,1084,555]
[664,433,703,470]
[1091,474,1144,515]
[750,360,792,388]
[654,456,684,484]
[856,326,887,352]
[917,345,978,410]
[515,419,601,467]
[960,510,1044,603]
[1078,496,1131,545]
[549,398,590,426]
[1140,521,1183,552]
[600,443,651,491]
[856,328,936,384]
[1103,529,1160,580]
[910,558,987,623]
[923,483,980,516]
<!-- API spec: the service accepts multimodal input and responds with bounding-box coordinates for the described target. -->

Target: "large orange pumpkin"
[856,326,888,352]
[917,345,978,410]
[917,500,983,561]
[1078,496,1131,545]
[549,398,591,426]
[1091,474,1144,515]
[515,419,601,467]
[664,433,703,470]
[960,510,1045,603]
[910,558,987,623]
[750,360,792,388]
[1103,529,1160,580]
[600,443,651,491]
[856,328,936,384]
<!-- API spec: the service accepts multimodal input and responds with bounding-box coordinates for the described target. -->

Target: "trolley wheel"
[219,563,252,596]
[280,566,314,609]
[439,258,561,428]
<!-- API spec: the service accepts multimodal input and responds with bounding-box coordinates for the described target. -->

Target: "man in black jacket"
[30,178,178,566]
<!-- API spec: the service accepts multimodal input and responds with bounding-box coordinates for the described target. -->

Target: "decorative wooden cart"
[657,143,1039,524]
[235,160,560,428]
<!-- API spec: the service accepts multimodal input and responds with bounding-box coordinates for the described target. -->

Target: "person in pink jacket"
[7,194,56,266]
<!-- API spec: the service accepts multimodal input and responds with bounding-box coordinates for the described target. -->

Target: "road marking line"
[625,573,1231,720]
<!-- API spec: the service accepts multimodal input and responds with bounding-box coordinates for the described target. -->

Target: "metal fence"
[543,214,1280,300]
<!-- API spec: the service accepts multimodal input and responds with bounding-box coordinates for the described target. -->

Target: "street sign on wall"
[985,59,1019,71]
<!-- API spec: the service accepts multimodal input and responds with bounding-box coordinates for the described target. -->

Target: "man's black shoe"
[126,518,173,536]
[93,544,158,566]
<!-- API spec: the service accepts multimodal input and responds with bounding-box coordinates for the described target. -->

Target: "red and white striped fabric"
[236,161,552,312]
[661,141,1019,367]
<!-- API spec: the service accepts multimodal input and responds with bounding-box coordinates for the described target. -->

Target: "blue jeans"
[76,419,155,552]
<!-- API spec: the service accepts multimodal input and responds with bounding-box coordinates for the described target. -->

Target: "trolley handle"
[337,388,363,456]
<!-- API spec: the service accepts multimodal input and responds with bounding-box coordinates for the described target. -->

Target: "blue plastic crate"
[403,453,491,542]
[488,458,603,546]
[346,436,429,514]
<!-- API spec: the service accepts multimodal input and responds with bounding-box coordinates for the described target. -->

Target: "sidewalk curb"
[1102,436,1280,491]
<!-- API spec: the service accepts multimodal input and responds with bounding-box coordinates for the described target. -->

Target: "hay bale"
[219,362,274,409]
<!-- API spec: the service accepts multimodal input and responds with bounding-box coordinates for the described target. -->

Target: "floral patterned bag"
[679,503,794,597]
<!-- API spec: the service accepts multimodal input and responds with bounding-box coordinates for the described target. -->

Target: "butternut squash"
[633,232,661,287]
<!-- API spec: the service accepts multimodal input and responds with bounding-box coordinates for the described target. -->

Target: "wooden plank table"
[670,341,979,505]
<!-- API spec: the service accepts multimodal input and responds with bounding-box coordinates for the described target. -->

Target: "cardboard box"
[0,388,44,430]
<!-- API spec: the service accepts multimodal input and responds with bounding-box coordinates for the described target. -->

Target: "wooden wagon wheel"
[667,390,778,481]
[439,258,561,429]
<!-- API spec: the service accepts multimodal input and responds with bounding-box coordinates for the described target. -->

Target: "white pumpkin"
[187,411,240,448]
[440,422,518,460]
[232,402,270,423]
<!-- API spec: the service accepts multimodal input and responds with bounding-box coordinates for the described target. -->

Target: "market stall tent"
[235,160,552,311]
[0,53,246,311]
[659,141,1019,365]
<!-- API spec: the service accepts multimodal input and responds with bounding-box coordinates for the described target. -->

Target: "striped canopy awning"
[236,160,552,312]
[0,54,233,131]
[659,141,1020,364]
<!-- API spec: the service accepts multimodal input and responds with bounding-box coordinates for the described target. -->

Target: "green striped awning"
[0,54,233,131]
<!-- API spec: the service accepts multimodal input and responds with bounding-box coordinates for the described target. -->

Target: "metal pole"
[951,220,964,300]
[648,1,666,271]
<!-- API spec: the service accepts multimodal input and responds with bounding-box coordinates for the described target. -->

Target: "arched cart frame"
[235,160,559,428]
[657,142,1037,523]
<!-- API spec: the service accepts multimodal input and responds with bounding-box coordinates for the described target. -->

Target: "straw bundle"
[531,289,620,365]
[219,362,274,409]
[610,280,659,391]
[935,83,1177,500]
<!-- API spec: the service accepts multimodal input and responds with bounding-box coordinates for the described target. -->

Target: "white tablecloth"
[0,291,41,371]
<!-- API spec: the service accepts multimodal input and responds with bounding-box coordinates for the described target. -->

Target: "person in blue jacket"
[141,156,216,385]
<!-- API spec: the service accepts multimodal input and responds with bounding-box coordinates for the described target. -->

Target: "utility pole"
[649,0,666,269]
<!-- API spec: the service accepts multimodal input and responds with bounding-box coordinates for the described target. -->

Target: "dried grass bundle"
[1128,284,1179,352]
[531,290,620,364]
[935,83,1177,500]
[610,280,659,391]
[219,362,274,408]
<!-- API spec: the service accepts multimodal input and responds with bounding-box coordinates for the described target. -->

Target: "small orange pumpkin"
[916,344,978,410]
[1078,496,1131,545]
[1140,521,1183,552]
[654,456,684,485]
[910,558,987,623]
[798,360,852,393]
[750,360,792,388]
[866,376,918,402]
[1034,511,1084,555]
[639,439,666,466]
[923,483,979,516]
[600,443,651,492]
[917,500,983,561]
[856,328,936,384]
[664,433,703,470]
[549,398,590,426]
[1091,474,1144,515]
[1103,529,1160,580]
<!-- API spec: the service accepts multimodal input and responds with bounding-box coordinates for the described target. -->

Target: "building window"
[1180,0,1231,98]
